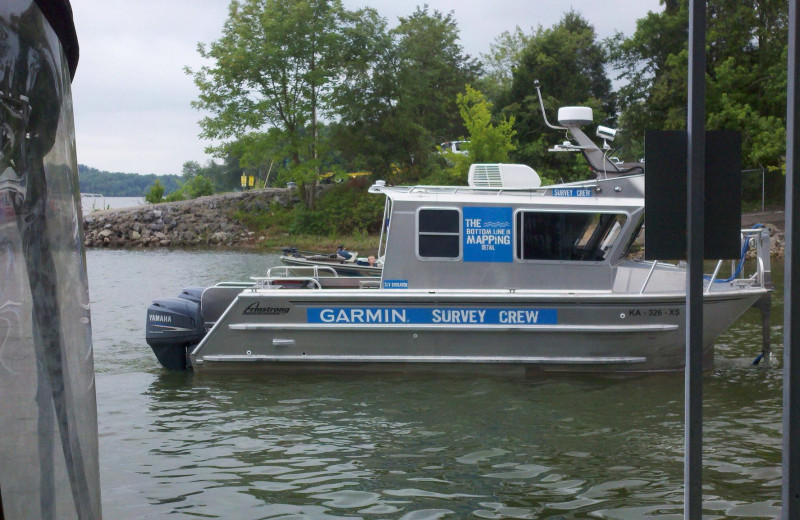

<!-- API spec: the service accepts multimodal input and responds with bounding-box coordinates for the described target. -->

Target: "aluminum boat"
[279,247,382,277]
[145,103,772,375]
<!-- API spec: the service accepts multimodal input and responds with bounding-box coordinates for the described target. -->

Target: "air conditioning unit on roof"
[468,163,541,188]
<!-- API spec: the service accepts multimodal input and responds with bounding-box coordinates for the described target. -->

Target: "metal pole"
[685,0,706,518]
[784,1,800,517]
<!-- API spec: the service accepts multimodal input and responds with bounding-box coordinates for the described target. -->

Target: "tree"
[329,6,481,183]
[189,0,363,207]
[437,86,516,185]
[389,6,481,179]
[609,0,788,174]
[182,160,202,180]
[478,27,534,105]
[501,11,613,182]
[458,86,516,163]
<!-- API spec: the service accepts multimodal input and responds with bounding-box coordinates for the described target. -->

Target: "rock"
[211,231,230,243]
[149,219,165,231]
[131,231,141,240]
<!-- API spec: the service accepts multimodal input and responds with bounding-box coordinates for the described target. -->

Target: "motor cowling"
[146,297,205,370]
[177,286,204,306]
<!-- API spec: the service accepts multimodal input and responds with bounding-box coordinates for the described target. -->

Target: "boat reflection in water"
[146,101,772,376]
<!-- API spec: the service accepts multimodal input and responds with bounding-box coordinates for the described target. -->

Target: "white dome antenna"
[557,107,593,127]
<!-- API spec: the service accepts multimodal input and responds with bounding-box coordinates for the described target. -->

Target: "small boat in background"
[279,246,382,277]
[80,192,105,214]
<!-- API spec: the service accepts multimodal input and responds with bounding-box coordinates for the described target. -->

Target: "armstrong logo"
[243,302,290,316]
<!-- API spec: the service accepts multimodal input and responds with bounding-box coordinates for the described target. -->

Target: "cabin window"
[418,208,461,259]
[516,211,627,261]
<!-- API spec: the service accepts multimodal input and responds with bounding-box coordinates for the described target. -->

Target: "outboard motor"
[177,286,205,306]
[146,297,206,370]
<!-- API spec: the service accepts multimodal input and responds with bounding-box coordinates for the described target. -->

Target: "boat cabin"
[369,167,645,292]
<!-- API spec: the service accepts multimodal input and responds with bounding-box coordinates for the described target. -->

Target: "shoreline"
[82,188,294,249]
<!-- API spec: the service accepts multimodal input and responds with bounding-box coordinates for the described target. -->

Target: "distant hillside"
[78,165,181,197]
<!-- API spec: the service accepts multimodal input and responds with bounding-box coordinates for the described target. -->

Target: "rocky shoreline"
[82,188,295,248]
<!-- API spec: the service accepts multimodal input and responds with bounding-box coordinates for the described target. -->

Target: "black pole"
[784,1,800,517]
[685,0,706,518]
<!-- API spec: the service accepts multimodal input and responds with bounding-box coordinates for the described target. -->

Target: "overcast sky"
[70,0,663,176]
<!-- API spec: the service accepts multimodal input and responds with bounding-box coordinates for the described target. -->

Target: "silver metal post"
[685,0,706,518]
[784,1,800,517]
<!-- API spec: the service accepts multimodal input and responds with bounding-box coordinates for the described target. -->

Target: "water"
[81,195,144,215]
[87,249,785,518]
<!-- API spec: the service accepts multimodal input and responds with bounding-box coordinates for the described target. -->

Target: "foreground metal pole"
[685,0,706,518]
[784,1,800,517]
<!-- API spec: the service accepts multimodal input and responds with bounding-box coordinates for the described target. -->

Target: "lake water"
[87,248,785,519]
[81,195,144,215]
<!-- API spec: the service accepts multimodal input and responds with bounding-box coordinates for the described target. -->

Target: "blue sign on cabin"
[306,307,558,325]
[462,206,513,262]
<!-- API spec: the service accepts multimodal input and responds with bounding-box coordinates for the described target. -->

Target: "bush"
[184,174,215,198]
[232,178,384,237]
[292,177,384,235]
[144,180,165,204]
[164,190,185,202]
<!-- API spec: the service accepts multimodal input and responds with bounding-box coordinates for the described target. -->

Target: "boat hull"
[190,288,767,374]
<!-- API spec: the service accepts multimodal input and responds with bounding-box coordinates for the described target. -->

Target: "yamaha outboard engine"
[177,286,205,306]
[146,296,206,370]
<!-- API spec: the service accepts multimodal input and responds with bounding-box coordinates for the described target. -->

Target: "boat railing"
[381,185,555,197]
[638,227,771,294]
[246,265,342,291]
[703,227,772,293]
[266,265,339,278]
[250,276,323,290]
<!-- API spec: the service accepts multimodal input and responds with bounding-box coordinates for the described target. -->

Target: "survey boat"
[145,103,772,374]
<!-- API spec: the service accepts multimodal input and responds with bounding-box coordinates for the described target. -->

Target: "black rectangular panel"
[645,131,687,259]
[705,130,741,259]
[644,130,742,260]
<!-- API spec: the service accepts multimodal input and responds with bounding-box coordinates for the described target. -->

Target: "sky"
[70,0,663,176]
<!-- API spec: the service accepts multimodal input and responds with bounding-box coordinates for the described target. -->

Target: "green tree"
[389,6,481,179]
[77,165,181,196]
[459,86,516,163]
[329,6,480,182]
[501,11,614,183]
[182,160,202,180]
[188,0,375,208]
[478,27,534,104]
[609,0,788,174]
[144,179,165,204]
[440,86,516,184]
